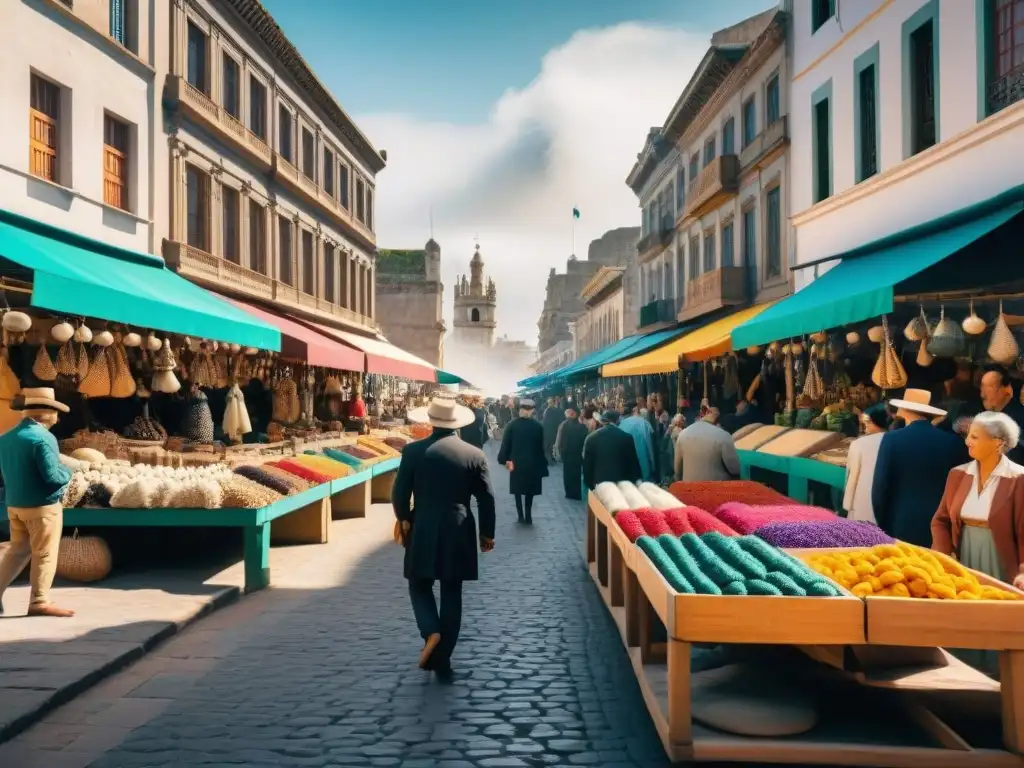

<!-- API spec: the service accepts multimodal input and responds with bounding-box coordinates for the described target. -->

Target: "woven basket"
[56,529,112,583]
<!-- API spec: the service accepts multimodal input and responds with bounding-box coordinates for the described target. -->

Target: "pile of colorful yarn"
[594,481,737,543]
[668,480,793,512]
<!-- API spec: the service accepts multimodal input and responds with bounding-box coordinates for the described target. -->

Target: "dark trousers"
[563,459,582,500]
[408,579,462,669]
[514,494,534,522]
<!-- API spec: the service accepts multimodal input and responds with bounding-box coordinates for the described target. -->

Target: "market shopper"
[497,399,548,524]
[555,405,589,501]
[872,389,968,547]
[0,388,74,618]
[842,405,891,524]
[673,408,740,483]
[980,367,1024,463]
[581,410,643,490]
[541,396,565,464]
[458,395,488,450]
[620,409,657,481]
[393,395,496,682]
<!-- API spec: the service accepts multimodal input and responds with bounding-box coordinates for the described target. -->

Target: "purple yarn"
[754,519,895,549]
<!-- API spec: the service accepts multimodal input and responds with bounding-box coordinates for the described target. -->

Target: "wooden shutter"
[29,75,59,183]
[103,116,129,210]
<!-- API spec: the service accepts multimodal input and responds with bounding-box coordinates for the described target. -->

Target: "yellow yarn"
[803,543,1020,600]
[356,437,400,457]
[293,455,353,479]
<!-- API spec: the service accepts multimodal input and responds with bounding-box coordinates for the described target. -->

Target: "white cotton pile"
[110,478,163,509]
[168,480,224,509]
[151,480,176,508]
[638,482,686,510]
[617,482,650,511]
[593,482,629,514]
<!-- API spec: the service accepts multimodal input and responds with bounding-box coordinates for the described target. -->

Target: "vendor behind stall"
[980,367,1024,463]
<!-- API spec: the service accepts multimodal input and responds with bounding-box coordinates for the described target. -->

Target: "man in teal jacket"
[0,387,74,617]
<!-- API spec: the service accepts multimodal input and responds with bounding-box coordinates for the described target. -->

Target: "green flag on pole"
[572,207,580,220]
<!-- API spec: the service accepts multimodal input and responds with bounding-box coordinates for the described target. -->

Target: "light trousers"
[0,503,63,605]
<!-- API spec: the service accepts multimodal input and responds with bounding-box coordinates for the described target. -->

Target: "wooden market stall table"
[584,491,1024,767]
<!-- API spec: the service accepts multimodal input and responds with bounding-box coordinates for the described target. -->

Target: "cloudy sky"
[264,0,776,348]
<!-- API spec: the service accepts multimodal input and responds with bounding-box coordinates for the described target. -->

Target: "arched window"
[471,308,480,322]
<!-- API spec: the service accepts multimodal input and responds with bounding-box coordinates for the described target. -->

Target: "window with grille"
[909,21,936,154]
[722,118,735,155]
[766,75,780,124]
[103,114,129,210]
[301,230,315,294]
[742,97,756,146]
[703,231,716,273]
[339,164,350,208]
[249,200,266,274]
[186,22,208,94]
[356,178,365,222]
[858,64,878,180]
[721,222,734,267]
[222,55,240,119]
[222,186,240,264]
[703,137,716,167]
[110,0,125,45]
[249,77,267,140]
[688,236,700,280]
[323,148,334,198]
[185,164,209,250]
[324,245,335,303]
[278,216,293,285]
[29,74,60,183]
[989,0,1024,113]
[301,127,314,179]
[766,187,782,278]
[278,105,292,161]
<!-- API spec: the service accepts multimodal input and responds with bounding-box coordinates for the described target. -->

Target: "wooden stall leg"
[1000,650,1024,754]
[332,480,370,520]
[243,523,271,593]
[638,590,667,664]
[271,498,330,545]
[610,540,624,607]
[667,636,693,747]
[624,563,640,648]
[370,471,396,503]
[586,503,596,564]
[596,521,609,587]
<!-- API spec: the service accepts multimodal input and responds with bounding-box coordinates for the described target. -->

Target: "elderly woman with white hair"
[932,411,1024,590]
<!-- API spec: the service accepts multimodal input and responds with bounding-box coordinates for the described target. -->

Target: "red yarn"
[683,507,738,536]
[613,509,646,542]
[662,508,695,536]
[269,460,332,485]
[633,508,672,537]
[713,502,836,536]
[668,481,793,511]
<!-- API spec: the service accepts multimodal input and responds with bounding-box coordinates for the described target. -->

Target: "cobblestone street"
[1,447,673,767]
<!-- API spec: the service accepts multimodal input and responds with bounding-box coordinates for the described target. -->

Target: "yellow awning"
[601,302,778,377]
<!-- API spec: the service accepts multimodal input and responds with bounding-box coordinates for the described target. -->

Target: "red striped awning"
[305,321,437,381]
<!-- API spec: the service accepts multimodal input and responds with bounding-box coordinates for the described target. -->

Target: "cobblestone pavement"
[1,447,674,767]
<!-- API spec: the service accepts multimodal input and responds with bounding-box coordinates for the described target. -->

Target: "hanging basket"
[56,529,112,583]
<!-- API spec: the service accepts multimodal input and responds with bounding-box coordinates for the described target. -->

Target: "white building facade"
[788,0,1024,287]
[153,0,384,334]
[573,267,625,359]
[0,0,155,252]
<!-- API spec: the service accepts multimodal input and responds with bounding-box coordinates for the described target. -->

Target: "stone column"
[350,258,359,313]
[239,182,250,271]
[263,201,275,277]
[209,167,223,257]
[367,263,375,320]
[168,137,188,243]
[339,249,349,308]
[313,225,323,298]
[290,214,300,289]
[269,203,279,282]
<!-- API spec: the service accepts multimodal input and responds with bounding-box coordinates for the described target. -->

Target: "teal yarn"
[657,534,721,595]
[637,536,694,594]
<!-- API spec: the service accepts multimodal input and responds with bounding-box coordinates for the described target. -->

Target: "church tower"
[452,243,497,348]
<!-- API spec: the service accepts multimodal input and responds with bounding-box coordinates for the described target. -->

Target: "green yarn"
[702,532,768,580]
[763,571,807,597]
[722,581,748,595]
[658,535,721,595]
[746,579,783,596]
[637,537,694,594]
[679,533,744,587]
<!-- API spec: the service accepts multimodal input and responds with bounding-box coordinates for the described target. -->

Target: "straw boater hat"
[12,387,69,413]
[888,388,947,418]
[407,394,475,429]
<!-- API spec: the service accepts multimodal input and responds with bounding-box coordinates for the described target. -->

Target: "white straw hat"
[888,388,947,418]
[407,394,475,429]
[12,387,69,413]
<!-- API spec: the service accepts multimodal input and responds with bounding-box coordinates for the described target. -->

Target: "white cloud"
[359,22,707,388]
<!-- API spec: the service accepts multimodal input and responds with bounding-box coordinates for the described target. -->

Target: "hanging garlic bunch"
[151,338,181,394]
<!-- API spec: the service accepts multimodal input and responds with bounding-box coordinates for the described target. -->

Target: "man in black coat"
[458,396,488,450]
[871,389,968,547]
[582,410,643,490]
[541,396,564,464]
[980,367,1024,464]
[555,405,589,501]
[393,396,496,682]
[497,399,548,524]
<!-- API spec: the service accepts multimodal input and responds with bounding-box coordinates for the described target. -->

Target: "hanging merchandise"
[272,369,300,424]
[916,339,934,367]
[802,345,823,400]
[867,325,884,343]
[0,344,20,401]
[78,335,112,398]
[122,387,166,442]
[962,300,986,336]
[871,316,908,390]
[55,337,77,378]
[2,310,32,345]
[151,338,181,394]
[74,323,93,344]
[904,307,929,343]
[109,335,137,398]
[846,331,860,346]
[32,342,57,382]
[51,321,74,344]
[988,301,1019,365]
[181,384,215,443]
[324,374,343,396]
[189,342,217,388]
[927,305,964,358]
[222,382,252,442]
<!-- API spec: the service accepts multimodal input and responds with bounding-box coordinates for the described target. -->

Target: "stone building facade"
[451,244,497,348]
[375,239,445,367]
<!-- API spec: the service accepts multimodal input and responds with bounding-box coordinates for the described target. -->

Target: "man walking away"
[674,408,741,482]
[393,395,496,682]
[582,410,643,490]
[459,395,488,450]
[497,398,548,524]
[0,388,75,617]
[620,409,657,482]
[542,396,564,464]
[555,405,589,501]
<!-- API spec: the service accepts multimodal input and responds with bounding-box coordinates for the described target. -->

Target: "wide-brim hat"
[407,395,475,429]
[519,399,535,409]
[888,388,947,417]
[12,387,69,413]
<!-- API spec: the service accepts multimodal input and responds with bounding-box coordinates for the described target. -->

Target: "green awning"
[731,202,1024,349]
[0,210,280,350]
[436,369,467,385]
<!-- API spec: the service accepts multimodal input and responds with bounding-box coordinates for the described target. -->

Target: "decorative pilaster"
[209,164,224,257]
[168,136,189,243]
[367,263,375,320]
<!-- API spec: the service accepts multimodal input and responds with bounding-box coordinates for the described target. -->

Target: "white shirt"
[960,455,1016,522]
[843,432,886,524]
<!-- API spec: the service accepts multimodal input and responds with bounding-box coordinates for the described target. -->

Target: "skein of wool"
[594,482,629,514]
[638,482,687,510]
[617,482,649,511]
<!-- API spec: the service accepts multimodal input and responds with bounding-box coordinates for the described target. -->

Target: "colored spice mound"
[714,502,837,536]
[668,480,793,511]
[638,531,842,597]
[755,519,894,549]
[803,543,1020,600]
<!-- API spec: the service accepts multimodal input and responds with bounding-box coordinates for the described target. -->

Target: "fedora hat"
[12,386,69,413]
[888,388,947,418]
[407,394,475,429]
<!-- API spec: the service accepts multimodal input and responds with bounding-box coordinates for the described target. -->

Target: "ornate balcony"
[639,298,676,329]
[163,240,379,334]
[679,266,748,322]
[681,155,739,221]
[637,224,674,263]
[739,116,790,172]
[166,75,272,169]
[988,69,1024,115]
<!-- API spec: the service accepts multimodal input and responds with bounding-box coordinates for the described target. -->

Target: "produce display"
[668,481,793,511]
[638,532,842,597]
[754,519,894,549]
[713,502,837,536]
[802,543,1020,600]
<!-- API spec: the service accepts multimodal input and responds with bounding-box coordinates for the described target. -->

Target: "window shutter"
[110,0,125,44]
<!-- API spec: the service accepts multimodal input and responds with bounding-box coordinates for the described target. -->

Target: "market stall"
[584,480,1024,766]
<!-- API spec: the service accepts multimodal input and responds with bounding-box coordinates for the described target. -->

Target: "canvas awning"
[0,209,280,350]
[307,322,437,381]
[601,303,777,377]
